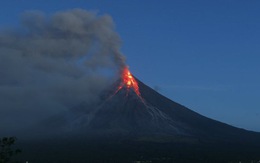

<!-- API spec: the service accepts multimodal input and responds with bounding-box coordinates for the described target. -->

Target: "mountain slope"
[137,79,260,143]
[62,77,260,144]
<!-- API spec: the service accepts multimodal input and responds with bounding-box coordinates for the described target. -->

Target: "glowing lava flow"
[121,67,141,96]
[113,66,143,100]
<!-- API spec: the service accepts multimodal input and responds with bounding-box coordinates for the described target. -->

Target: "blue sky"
[1,0,259,131]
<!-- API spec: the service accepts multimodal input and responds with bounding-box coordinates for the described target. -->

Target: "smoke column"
[0,9,126,136]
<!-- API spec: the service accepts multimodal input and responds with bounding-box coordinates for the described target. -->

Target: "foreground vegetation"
[0,137,21,163]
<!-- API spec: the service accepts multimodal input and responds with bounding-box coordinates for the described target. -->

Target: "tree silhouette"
[0,137,21,163]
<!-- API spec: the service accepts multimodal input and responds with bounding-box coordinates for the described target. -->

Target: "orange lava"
[121,67,141,96]
[108,66,144,102]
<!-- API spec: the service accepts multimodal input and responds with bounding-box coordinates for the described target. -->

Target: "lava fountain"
[112,66,143,101]
[121,67,141,96]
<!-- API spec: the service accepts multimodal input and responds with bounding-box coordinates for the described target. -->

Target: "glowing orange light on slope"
[121,67,141,97]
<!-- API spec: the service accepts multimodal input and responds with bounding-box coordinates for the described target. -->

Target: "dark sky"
[0,0,259,132]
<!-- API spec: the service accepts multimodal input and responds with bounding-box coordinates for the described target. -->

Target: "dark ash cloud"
[0,9,126,136]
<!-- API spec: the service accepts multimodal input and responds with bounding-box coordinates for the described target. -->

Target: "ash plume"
[0,9,126,136]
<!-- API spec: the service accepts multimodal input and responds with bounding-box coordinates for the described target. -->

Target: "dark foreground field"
[14,138,260,163]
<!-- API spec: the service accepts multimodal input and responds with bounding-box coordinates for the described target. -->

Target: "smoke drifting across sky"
[0,9,126,136]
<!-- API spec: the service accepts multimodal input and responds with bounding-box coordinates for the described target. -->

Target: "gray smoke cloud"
[0,9,126,136]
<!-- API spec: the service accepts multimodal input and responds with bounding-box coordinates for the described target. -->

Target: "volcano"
[61,68,260,144]
[21,69,260,162]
